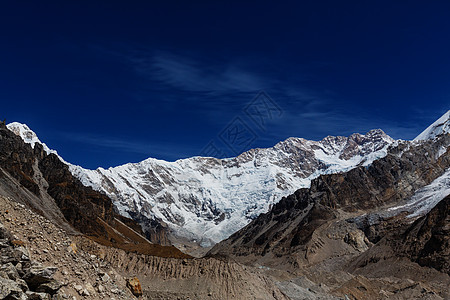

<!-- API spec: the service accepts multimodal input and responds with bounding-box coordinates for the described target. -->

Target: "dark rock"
[0,124,40,196]
[36,279,62,295]
[392,195,450,275]
[23,264,57,289]
[26,291,52,300]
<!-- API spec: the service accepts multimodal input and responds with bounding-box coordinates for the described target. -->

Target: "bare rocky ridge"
[350,195,450,276]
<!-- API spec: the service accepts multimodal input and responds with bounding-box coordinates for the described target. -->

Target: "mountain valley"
[0,110,449,299]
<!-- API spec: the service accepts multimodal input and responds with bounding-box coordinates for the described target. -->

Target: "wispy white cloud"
[94,46,433,145]
[128,52,268,94]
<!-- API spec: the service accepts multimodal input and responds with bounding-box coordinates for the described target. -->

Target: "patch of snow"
[387,168,450,218]
[436,146,448,159]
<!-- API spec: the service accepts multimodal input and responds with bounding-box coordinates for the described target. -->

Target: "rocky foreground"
[0,195,288,299]
[0,195,141,299]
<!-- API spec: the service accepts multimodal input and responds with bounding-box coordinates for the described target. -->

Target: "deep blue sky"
[1,1,449,169]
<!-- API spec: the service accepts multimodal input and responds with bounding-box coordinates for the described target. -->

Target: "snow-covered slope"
[6,122,394,245]
[414,110,450,141]
[387,167,450,218]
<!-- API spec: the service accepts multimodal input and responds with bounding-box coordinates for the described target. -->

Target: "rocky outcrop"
[38,150,115,236]
[0,122,40,197]
[126,277,143,297]
[345,194,450,298]
[311,135,450,211]
[392,195,450,274]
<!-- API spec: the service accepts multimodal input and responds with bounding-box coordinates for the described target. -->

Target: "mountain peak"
[6,122,42,148]
[6,122,61,158]
[414,110,450,141]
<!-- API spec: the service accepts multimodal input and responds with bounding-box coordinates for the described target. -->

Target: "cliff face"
[393,195,450,274]
[0,123,185,258]
[38,151,115,236]
[0,122,40,196]
[311,136,450,211]
[0,122,114,237]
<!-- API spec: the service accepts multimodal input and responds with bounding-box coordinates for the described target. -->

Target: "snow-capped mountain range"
[6,110,449,246]
[6,122,393,245]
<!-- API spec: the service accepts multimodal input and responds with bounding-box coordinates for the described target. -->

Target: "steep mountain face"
[7,122,394,246]
[0,122,188,258]
[209,131,450,265]
[414,110,450,141]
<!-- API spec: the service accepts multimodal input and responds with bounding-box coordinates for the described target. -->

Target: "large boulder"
[126,277,143,297]
[23,263,58,289]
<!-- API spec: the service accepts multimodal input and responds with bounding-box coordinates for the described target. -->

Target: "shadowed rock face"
[393,195,450,274]
[312,135,450,211]
[0,123,186,258]
[0,122,114,236]
[209,134,450,268]
[346,195,450,280]
[38,151,115,236]
[0,123,40,196]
